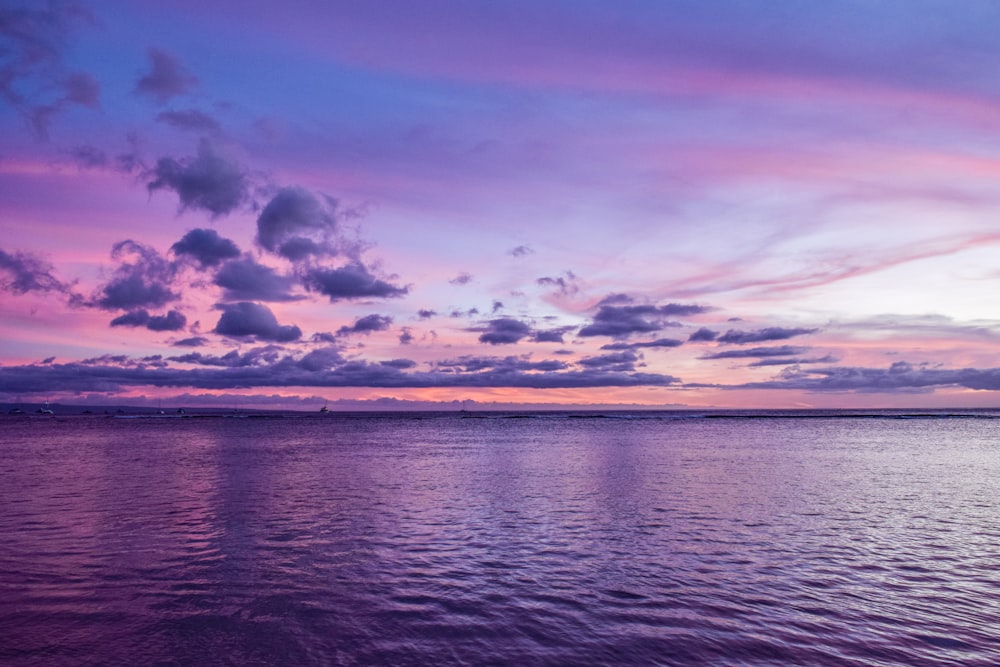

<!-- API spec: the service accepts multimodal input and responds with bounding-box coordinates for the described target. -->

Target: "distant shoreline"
[5,402,1000,420]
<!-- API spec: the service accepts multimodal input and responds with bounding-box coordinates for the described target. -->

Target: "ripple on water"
[2,414,1000,665]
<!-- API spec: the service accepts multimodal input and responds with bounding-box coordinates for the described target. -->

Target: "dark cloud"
[478,318,531,345]
[659,303,710,317]
[94,240,178,311]
[0,355,679,394]
[491,300,504,313]
[449,272,473,286]
[109,310,149,328]
[0,2,97,137]
[578,351,639,371]
[297,346,344,371]
[533,327,574,343]
[303,263,408,302]
[337,314,393,337]
[170,345,285,368]
[311,332,338,344]
[537,271,579,296]
[256,187,337,259]
[578,304,699,338]
[144,310,186,332]
[110,309,186,331]
[214,256,297,302]
[0,248,71,294]
[381,358,417,369]
[147,139,250,218]
[171,228,240,268]
[717,327,819,345]
[134,48,197,104]
[601,338,684,351]
[172,336,208,347]
[688,327,718,342]
[700,345,811,359]
[213,302,301,342]
[418,309,436,319]
[508,245,533,257]
[156,109,220,132]
[398,327,414,345]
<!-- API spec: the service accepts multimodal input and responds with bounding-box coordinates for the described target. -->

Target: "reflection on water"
[1,413,999,665]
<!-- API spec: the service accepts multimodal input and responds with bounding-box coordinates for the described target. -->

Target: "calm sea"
[1,410,998,666]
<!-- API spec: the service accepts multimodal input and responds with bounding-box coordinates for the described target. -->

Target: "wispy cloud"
[134,48,197,104]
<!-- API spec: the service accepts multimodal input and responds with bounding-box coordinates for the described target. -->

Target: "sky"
[4,0,1000,410]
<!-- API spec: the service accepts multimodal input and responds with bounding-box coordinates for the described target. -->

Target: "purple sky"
[4,0,1000,409]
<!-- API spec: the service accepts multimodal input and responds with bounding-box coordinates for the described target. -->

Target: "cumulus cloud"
[532,327,574,343]
[700,345,811,359]
[156,109,220,132]
[213,302,301,342]
[110,309,186,331]
[296,346,344,371]
[147,139,250,217]
[337,314,393,337]
[311,332,337,344]
[171,228,240,268]
[688,327,718,342]
[134,48,197,104]
[508,245,533,257]
[477,318,531,345]
[302,263,408,301]
[93,240,178,311]
[578,303,705,338]
[717,327,819,345]
[214,256,298,302]
[256,187,337,259]
[537,271,579,296]
[145,311,186,331]
[170,345,285,368]
[0,248,72,295]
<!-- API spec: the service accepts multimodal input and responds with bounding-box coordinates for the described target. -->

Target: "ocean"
[1,410,998,665]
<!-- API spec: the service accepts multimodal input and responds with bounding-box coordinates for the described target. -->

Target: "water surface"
[1,411,998,665]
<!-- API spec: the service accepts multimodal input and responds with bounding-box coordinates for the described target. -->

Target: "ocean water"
[1,410,999,666]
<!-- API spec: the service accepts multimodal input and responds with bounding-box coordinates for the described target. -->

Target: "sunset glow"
[4,1,1000,409]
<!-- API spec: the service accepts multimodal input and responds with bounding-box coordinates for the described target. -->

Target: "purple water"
[2,411,998,665]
